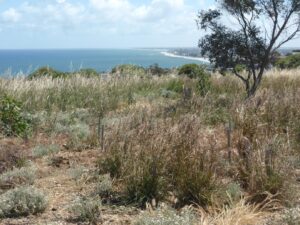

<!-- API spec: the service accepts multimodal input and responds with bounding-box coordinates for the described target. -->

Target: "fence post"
[225,121,233,163]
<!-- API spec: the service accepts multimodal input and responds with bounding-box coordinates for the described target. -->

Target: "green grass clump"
[0,186,47,218]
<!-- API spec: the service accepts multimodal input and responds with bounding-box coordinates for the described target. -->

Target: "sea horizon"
[0,48,208,76]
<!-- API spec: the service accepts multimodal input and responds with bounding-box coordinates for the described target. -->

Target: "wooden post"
[101,124,104,152]
[226,121,233,163]
[97,113,105,152]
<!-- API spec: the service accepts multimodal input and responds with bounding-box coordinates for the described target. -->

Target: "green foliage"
[0,187,47,218]
[134,206,197,225]
[28,67,67,79]
[178,64,207,79]
[111,64,146,76]
[178,64,211,96]
[147,64,169,76]
[166,79,184,93]
[78,68,99,77]
[0,95,30,137]
[275,53,300,69]
[68,197,101,225]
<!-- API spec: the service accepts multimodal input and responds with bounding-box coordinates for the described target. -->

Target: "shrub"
[178,64,211,96]
[166,79,184,93]
[66,123,91,151]
[125,158,167,206]
[0,95,30,137]
[275,53,300,69]
[0,186,47,218]
[94,174,113,197]
[178,64,207,79]
[97,153,122,178]
[69,165,88,182]
[0,166,36,189]
[147,64,169,76]
[78,68,99,78]
[134,206,197,225]
[111,64,146,76]
[28,67,67,79]
[32,144,60,158]
[0,144,27,174]
[68,197,101,225]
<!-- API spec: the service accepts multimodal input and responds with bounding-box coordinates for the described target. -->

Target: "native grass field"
[0,66,299,225]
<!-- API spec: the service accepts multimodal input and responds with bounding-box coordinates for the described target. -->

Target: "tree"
[197,0,300,97]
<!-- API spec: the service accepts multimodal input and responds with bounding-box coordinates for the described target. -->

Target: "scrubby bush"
[78,68,99,78]
[0,166,36,189]
[68,197,101,225]
[32,144,60,158]
[275,53,300,69]
[178,64,211,96]
[69,165,88,182]
[66,123,91,151]
[94,174,113,197]
[178,64,207,79]
[147,64,169,76]
[126,157,167,205]
[111,64,146,76]
[0,186,47,218]
[0,95,31,137]
[134,206,197,225]
[28,67,67,79]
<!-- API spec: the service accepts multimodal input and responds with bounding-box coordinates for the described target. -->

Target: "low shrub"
[111,64,146,76]
[0,95,31,137]
[66,123,91,151]
[69,165,88,183]
[31,144,60,158]
[97,153,122,178]
[28,67,67,79]
[134,206,197,225]
[178,64,208,79]
[68,197,101,225]
[78,68,99,78]
[0,166,36,189]
[0,145,27,174]
[0,186,47,218]
[178,64,211,96]
[275,53,300,69]
[94,174,113,197]
[147,64,169,76]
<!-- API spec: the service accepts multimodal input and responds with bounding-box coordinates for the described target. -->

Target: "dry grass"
[0,69,299,224]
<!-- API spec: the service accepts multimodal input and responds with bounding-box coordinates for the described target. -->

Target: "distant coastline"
[161,51,210,63]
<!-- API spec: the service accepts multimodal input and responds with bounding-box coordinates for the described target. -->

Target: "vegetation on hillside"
[0,66,299,224]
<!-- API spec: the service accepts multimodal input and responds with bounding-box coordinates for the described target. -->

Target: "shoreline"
[161,51,210,63]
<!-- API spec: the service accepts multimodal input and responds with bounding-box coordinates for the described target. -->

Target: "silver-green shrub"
[68,197,101,224]
[0,186,47,218]
[134,206,197,225]
[0,166,36,189]
[32,144,60,158]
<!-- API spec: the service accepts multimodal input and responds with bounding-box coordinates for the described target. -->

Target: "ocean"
[0,49,208,76]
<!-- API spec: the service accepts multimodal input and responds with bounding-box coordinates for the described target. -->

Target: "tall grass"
[1,69,299,212]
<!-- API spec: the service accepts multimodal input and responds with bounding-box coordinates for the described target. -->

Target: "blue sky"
[0,0,299,49]
[0,0,217,49]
